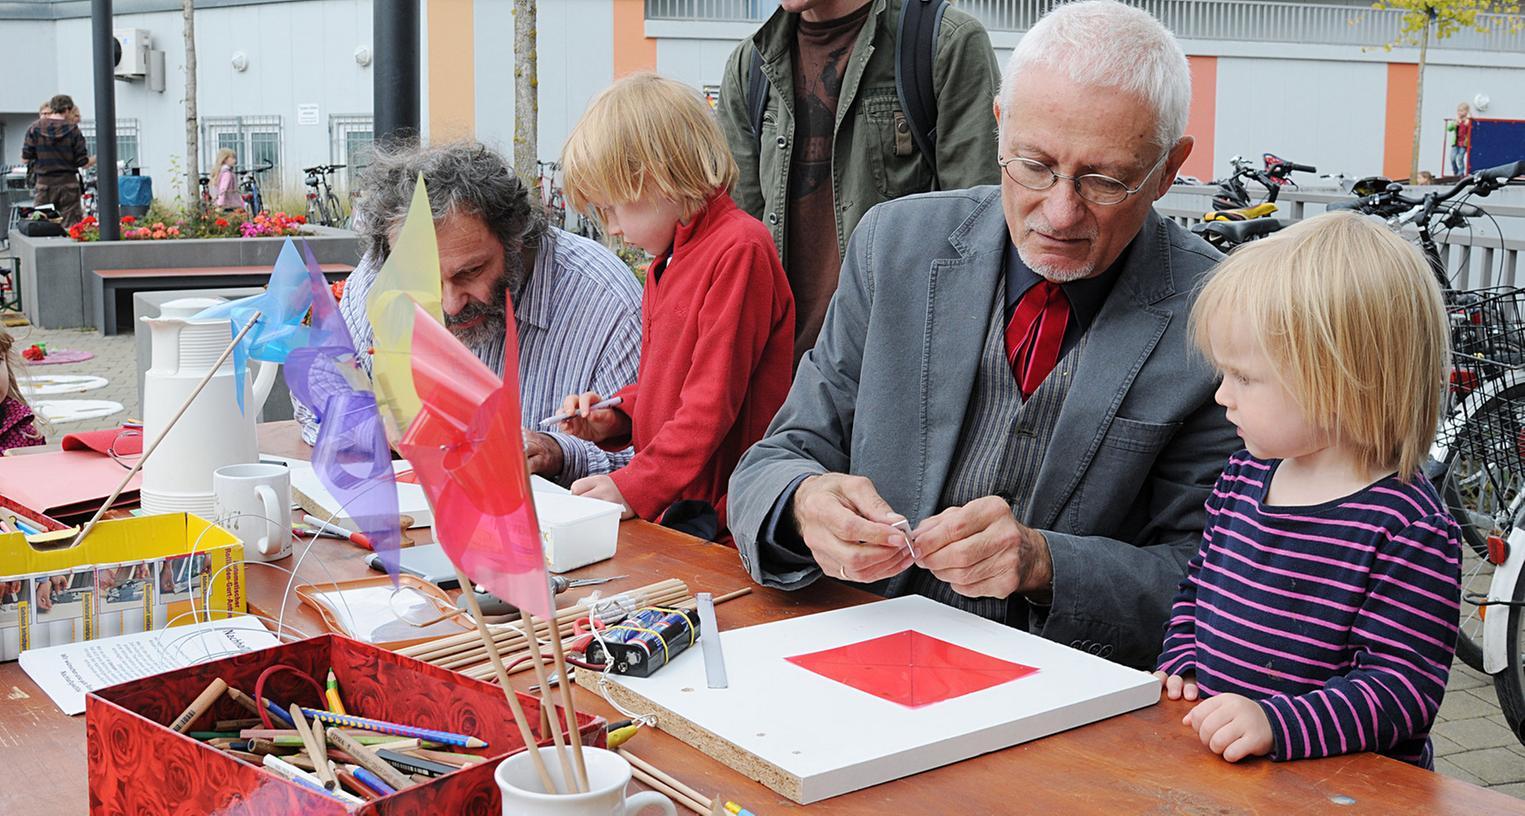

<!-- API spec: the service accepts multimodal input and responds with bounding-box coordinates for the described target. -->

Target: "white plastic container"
[533,492,621,573]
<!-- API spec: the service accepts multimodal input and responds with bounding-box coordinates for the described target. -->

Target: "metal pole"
[92,0,119,240]
[373,0,420,147]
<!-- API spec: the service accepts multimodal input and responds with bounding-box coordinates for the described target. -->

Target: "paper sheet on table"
[308,584,467,644]
[18,616,279,715]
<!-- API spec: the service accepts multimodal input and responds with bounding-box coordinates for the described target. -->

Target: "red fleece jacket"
[604,192,794,527]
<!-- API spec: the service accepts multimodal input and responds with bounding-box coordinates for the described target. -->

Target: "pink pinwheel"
[398,302,553,620]
[284,243,403,581]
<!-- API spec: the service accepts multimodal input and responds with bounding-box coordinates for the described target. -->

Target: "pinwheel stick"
[545,607,590,789]
[521,608,585,792]
[73,311,264,548]
[453,564,561,794]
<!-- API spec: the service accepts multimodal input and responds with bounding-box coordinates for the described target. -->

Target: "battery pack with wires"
[586,606,701,678]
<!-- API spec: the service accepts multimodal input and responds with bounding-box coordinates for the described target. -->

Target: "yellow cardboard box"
[0,514,244,661]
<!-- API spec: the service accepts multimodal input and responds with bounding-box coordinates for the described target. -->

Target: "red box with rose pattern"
[86,633,605,815]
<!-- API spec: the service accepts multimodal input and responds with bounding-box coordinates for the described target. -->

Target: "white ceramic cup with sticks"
[212,462,292,561]
[496,746,676,816]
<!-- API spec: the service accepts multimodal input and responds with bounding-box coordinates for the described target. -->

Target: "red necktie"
[1005,280,1071,399]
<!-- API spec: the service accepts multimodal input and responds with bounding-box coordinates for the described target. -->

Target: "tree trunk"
[512,0,538,181]
[183,0,199,205]
[1409,12,1430,183]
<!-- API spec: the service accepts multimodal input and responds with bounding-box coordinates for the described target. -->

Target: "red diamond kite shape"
[785,630,1038,708]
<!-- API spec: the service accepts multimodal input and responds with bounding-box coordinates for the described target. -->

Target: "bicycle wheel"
[1439,379,1525,671]
[1496,565,1525,744]
[324,192,342,227]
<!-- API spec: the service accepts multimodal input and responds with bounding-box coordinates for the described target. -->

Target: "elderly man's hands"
[911,496,1053,601]
[792,474,914,583]
[523,432,565,477]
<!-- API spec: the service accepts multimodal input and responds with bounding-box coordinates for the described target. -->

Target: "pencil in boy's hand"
[539,396,623,427]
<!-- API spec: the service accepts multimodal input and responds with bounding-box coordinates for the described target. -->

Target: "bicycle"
[1340,160,1525,737]
[302,164,346,227]
[1191,153,1316,251]
[236,161,273,216]
[535,160,568,231]
[78,165,98,221]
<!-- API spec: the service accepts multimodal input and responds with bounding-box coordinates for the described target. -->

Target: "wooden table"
[3,421,1523,814]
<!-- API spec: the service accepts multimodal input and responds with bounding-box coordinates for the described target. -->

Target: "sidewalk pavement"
[4,319,1524,799]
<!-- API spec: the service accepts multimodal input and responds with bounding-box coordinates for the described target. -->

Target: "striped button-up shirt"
[294,227,643,483]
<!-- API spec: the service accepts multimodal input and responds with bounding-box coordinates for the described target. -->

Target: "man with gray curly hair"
[296,141,642,484]
[729,0,1237,668]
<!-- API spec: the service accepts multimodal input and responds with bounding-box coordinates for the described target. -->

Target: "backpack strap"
[747,46,768,143]
[895,0,948,186]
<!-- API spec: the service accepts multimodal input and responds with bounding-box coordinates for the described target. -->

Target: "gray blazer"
[728,186,1238,669]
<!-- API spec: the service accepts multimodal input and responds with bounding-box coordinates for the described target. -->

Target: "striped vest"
[909,278,1082,621]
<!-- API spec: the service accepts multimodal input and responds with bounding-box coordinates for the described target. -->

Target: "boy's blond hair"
[1191,211,1448,480]
[561,72,737,221]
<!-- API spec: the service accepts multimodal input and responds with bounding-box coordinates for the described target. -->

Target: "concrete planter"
[10,226,360,330]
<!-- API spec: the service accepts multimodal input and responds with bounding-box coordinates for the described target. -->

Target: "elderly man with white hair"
[728,0,1237,668]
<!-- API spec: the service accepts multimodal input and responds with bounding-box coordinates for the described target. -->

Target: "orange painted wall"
[428,0,475,139]
[1182,56,1217,181]
[1384,62,1418,181]
[612,0,657,78]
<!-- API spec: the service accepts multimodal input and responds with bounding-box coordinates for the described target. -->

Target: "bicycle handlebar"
[1285,161,1317,174]
[1479,160,1525,183]
[302,164,347,174]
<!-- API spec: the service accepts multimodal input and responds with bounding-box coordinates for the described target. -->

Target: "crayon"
[350,764,398,797]
[375,748,456,778]
[170,678,228,733]
[300,707,487,748]
[262,754,363,805]
[326,727,414,791]
[334,766,382,802]
[325,669,347,716]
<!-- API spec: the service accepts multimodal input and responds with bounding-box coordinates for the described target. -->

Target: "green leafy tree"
[1372,0,1523,180]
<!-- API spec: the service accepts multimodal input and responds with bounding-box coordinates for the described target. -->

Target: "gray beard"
[1017,245,1097,283]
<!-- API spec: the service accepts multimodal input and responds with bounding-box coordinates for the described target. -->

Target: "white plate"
[33,399,125,423]
[19,374,109,396]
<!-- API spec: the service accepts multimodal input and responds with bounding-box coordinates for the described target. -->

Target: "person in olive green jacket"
[717,0,1001,366]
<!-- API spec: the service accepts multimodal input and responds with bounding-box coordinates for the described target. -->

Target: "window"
[80,119,141,169]
[329,114,374,194]
[202,115,284,195]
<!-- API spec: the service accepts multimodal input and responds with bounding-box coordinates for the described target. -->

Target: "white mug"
[212,463,292,562]
[496,746,677,816]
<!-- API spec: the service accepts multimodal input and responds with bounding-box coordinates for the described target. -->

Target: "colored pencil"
[325,669,348,715]
[350,764,398,797]
[299,708,487,748]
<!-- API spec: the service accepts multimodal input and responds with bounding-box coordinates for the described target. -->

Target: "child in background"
[0,327,44,452]
[1154,212,1461,769]
[555,72,794,536]
[1448,102,1473,177]
[212,148,241,211]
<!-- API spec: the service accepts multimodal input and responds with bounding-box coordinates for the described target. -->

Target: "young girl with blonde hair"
[1155,211,1462,768]
[554,72,794,536]
[0,328,45,452]
[212,148,241,211]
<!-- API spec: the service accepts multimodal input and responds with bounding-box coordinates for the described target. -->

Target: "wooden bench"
[92,263,353,335]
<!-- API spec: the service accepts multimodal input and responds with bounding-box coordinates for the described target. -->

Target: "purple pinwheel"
[284,242,403,581]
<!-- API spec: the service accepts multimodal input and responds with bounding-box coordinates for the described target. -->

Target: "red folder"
[0,449,140,519]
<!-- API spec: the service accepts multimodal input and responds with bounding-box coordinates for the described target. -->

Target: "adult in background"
[295,142,643,486]
[717,0,1001,367]
[728,0,1238,669]
[21,94,91,227]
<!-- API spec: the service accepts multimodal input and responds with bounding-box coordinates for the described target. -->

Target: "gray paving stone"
[1446,746,1525,786]
[1435,716,1522,751]
[1436,756,1490,787]
[1441,688,1506,721]
[1450,663,1494,692]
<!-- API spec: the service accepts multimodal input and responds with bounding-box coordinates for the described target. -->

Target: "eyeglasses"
[997,152,1169,206]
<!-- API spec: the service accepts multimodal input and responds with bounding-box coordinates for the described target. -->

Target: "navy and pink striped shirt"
[1156,451,1462,768]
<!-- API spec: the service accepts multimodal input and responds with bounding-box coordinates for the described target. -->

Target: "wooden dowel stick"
[547,607,589,791]
[452,564,559,794]
[628,762,710,815]
[75,310,262,547]
[619,749,711,807]
[710,587,752,605]
[521,608,581,792]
